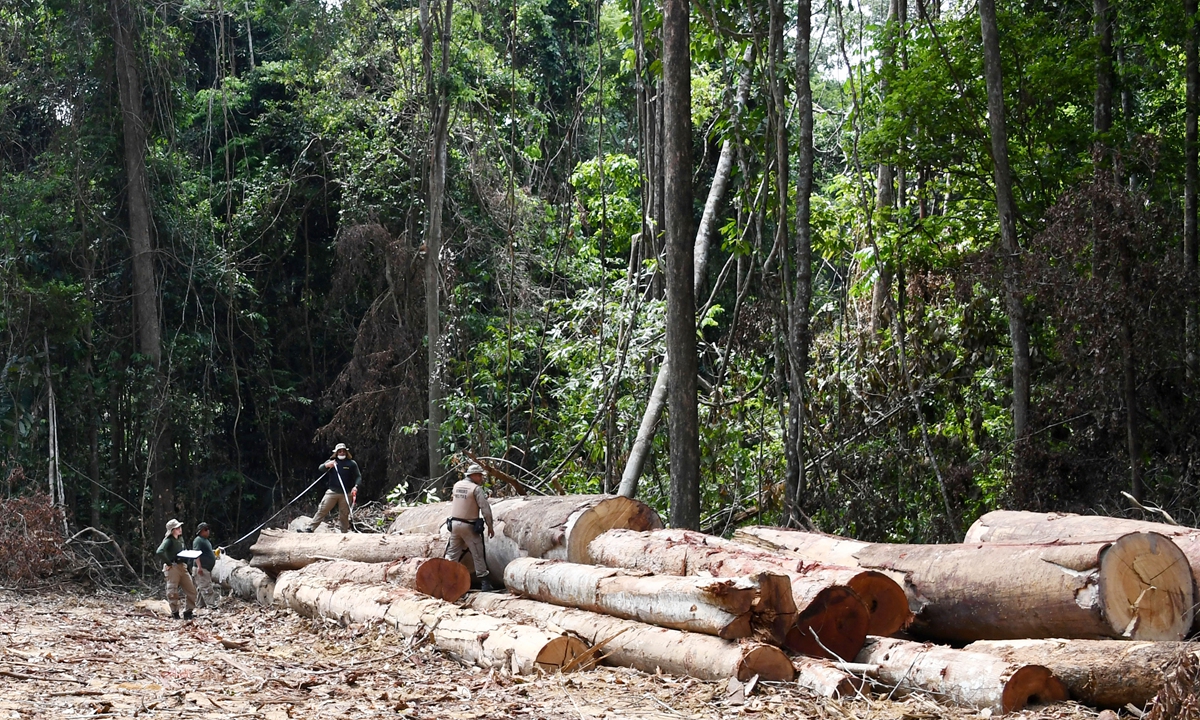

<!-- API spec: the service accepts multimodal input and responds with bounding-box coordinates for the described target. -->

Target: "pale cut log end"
[1099,532,1194,641]
[738,644,795,682]
[534,635,591,673]
[1001,665,1069,713]
[564,496,665,564]
[411,557,472,602]
[849,571,912,636]
[786,586,869,661]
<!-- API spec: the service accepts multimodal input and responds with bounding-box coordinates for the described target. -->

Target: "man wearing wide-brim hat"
[444,462,496,591]
[155,519,197,620]
[306,442,361,533]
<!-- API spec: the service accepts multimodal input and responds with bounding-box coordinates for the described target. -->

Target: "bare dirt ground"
[0,587,1113,720]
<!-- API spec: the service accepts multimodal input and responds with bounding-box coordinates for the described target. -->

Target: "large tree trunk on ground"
[851,533,1193,641]
[387,495,663,584]
[275,568,586,675]
[294,558,471,602]
[465,593,794,682]
[503,557,758,639]
[732,526,912,631]
[213,554,275,606]
[856,636,1068,714]
[965,638,1198,709]
[966,510,1200,630]
[249,529,443,574]
[588,528,880,660]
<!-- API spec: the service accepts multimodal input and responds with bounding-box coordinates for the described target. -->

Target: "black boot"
[183,610,194,620]
[479,578,495,593]
[170,611,180,620]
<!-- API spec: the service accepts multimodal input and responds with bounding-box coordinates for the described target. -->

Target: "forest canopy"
[2,0,1198,562]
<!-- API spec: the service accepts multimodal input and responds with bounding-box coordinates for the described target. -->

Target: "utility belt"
[446,517,485,535]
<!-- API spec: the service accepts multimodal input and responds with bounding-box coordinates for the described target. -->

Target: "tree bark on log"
[213,554,275,606]
[966,511,1200,632]
[274,567,587,675]
[588,528,877,660]
[965,638,1198,709]
[503,557,757,639]
[387,495,663,584]
[290,558,471,602]
[793,657,862,699]
[856,636,1068,714]
[465,593,794,682]
[249,529,444,575]
[850,533,1193,641]
[732,526,912,633]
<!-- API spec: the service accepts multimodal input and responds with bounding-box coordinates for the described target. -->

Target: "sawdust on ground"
[0,588,1111,719]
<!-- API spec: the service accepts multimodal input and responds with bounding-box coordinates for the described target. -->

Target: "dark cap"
[197,522,210,532]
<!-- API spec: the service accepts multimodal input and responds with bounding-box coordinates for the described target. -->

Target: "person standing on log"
[191,522,220,609]
[155,519,197,620]
[305,442,360,533]
[444,463,496,591]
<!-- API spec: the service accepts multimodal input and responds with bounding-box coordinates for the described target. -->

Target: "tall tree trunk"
[1094,0,1113,140]
[424,0,453,493]
[662,0,698,529]
[979,0,1031,446]
[618,59,753,500]
[111,0,171,535]
[869,0,899,339]
[787,0,814,527]
[1186,0,1198,379]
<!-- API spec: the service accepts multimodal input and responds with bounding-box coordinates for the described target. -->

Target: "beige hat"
[331,443,352,459]
[165,518,183,536]
[465,463,486,477]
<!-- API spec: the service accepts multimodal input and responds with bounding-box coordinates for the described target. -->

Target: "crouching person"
[444,463,496,591]
[156,519,197,620]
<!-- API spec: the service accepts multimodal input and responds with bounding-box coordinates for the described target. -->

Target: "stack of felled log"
[216,497,1200,715]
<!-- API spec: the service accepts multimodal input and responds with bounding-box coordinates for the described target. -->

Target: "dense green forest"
[3,0,1199,563]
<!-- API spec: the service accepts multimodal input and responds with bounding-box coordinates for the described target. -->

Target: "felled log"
[856,636,1068,714]
[965,638,1199,709]
[504,557,757,639]
[212,554,275,605]
[850,533,1194,642]
[291,558,471,602]
[274,565,587,675]
[387,494,663,585]
[967,510,1200,631]
[588,528,874,660]
[466,592,794,682]
[248,529,443,575]
[732,526,912,635]
[793,657,863,699]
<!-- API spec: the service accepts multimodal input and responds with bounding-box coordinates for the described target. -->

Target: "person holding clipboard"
[156,519,199,620]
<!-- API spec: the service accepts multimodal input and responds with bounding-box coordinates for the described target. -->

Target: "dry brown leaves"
[0,495,71,586]
[0,588,1112,719]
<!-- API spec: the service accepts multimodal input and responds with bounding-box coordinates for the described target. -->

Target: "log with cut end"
[274,565,586,674]
[732,526,912,635]
[289,558,471,602]
[503,557,756,639]
[588,528,874,660]
[248,529,443,574]
[387,494,663,585]
[966,510,1200,632]
[212,554,275,605]
[965,638,1199,709]
[856,636,1068,714]
[465,593,794,682]
[850,533,1193,641]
